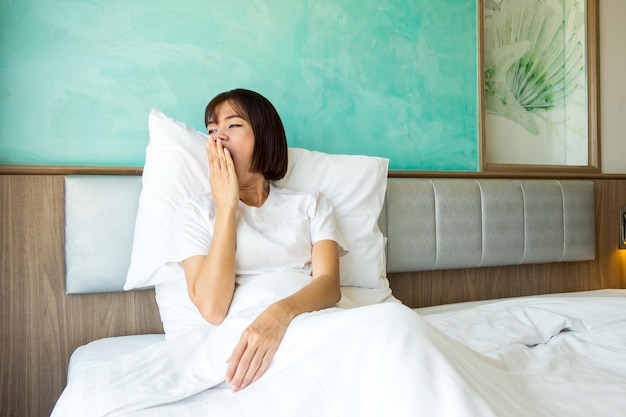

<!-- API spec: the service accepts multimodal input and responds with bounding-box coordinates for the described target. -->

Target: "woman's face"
[206,100,255,177]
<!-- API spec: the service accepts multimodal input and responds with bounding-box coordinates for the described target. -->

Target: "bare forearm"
[279,239,341,318]
[186,208,238,324]
[274,274,341,323]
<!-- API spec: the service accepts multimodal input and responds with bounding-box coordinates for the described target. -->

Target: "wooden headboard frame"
[2,168,626,417]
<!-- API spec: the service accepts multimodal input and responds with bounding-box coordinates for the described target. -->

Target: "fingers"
[222,146,233,166]
[253,350,274,382]
[207,138,239,210]
[225,342,245,383]
[206,138,223,170]
[226,338,260,392]
[233,349,260,391]
[207,139,235,177]
[228,350,273,392]
[225,331,278,392]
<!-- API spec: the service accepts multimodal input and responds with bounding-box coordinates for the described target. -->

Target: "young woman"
[168,89,348,392]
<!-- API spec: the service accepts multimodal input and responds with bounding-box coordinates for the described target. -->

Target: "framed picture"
[481,0,599,172]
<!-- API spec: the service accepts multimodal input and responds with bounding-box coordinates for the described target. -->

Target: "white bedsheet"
[53,289,626,417]
[422,290,626,416]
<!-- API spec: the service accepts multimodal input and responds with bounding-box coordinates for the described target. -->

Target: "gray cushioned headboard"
[64,176,595,294]
[381,178,595,273]
[64,176,142,294]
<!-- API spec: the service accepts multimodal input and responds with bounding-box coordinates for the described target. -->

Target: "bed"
[50,111,626,417]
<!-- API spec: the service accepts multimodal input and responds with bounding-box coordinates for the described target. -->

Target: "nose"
[210,127,227,141]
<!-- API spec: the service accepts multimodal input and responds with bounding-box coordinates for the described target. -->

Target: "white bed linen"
[55,289,626,417]
[66,286,397,379]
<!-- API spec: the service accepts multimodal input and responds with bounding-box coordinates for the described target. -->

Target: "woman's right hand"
[207,137,239,211]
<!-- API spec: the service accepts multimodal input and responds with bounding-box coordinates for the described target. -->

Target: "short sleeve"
[167,194,215,264]
[309,191,349,256]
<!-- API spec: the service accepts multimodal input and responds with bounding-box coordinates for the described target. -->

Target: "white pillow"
[274,148,389,288]
[124,109,209,290]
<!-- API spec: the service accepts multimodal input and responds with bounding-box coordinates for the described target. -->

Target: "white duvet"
[51,283,626,417]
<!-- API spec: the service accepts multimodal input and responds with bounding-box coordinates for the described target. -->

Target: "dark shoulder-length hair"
[204,89,288,181]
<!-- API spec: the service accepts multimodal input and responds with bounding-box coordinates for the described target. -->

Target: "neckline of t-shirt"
[238,183,275,210]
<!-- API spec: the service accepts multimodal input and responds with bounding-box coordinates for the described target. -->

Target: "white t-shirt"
[168,184,347,276]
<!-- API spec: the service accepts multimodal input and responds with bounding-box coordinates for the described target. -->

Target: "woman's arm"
[182,138,239,325]
[274,238,342,316]
[181,206,237,324]
[225,239,341,392]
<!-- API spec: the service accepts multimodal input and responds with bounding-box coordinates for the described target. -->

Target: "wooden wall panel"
[0,176,163,417]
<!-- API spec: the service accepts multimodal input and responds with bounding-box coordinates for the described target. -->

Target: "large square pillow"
[274,149,389,288]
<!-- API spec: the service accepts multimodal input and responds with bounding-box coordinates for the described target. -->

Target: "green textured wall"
[0,0,478,171]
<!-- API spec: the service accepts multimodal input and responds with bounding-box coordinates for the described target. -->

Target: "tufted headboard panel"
[381,179,595,273]
[64,176,595,294]
[64,176,142,294]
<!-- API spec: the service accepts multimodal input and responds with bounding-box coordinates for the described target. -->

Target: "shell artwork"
[484,0,585,135]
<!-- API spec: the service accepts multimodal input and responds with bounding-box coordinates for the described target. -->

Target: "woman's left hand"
[225,304,290,392]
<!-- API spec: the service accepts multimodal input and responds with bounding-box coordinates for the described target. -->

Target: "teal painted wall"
[0,0,478,171]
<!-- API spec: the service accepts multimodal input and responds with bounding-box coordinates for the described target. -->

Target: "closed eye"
[207,124,240,135]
